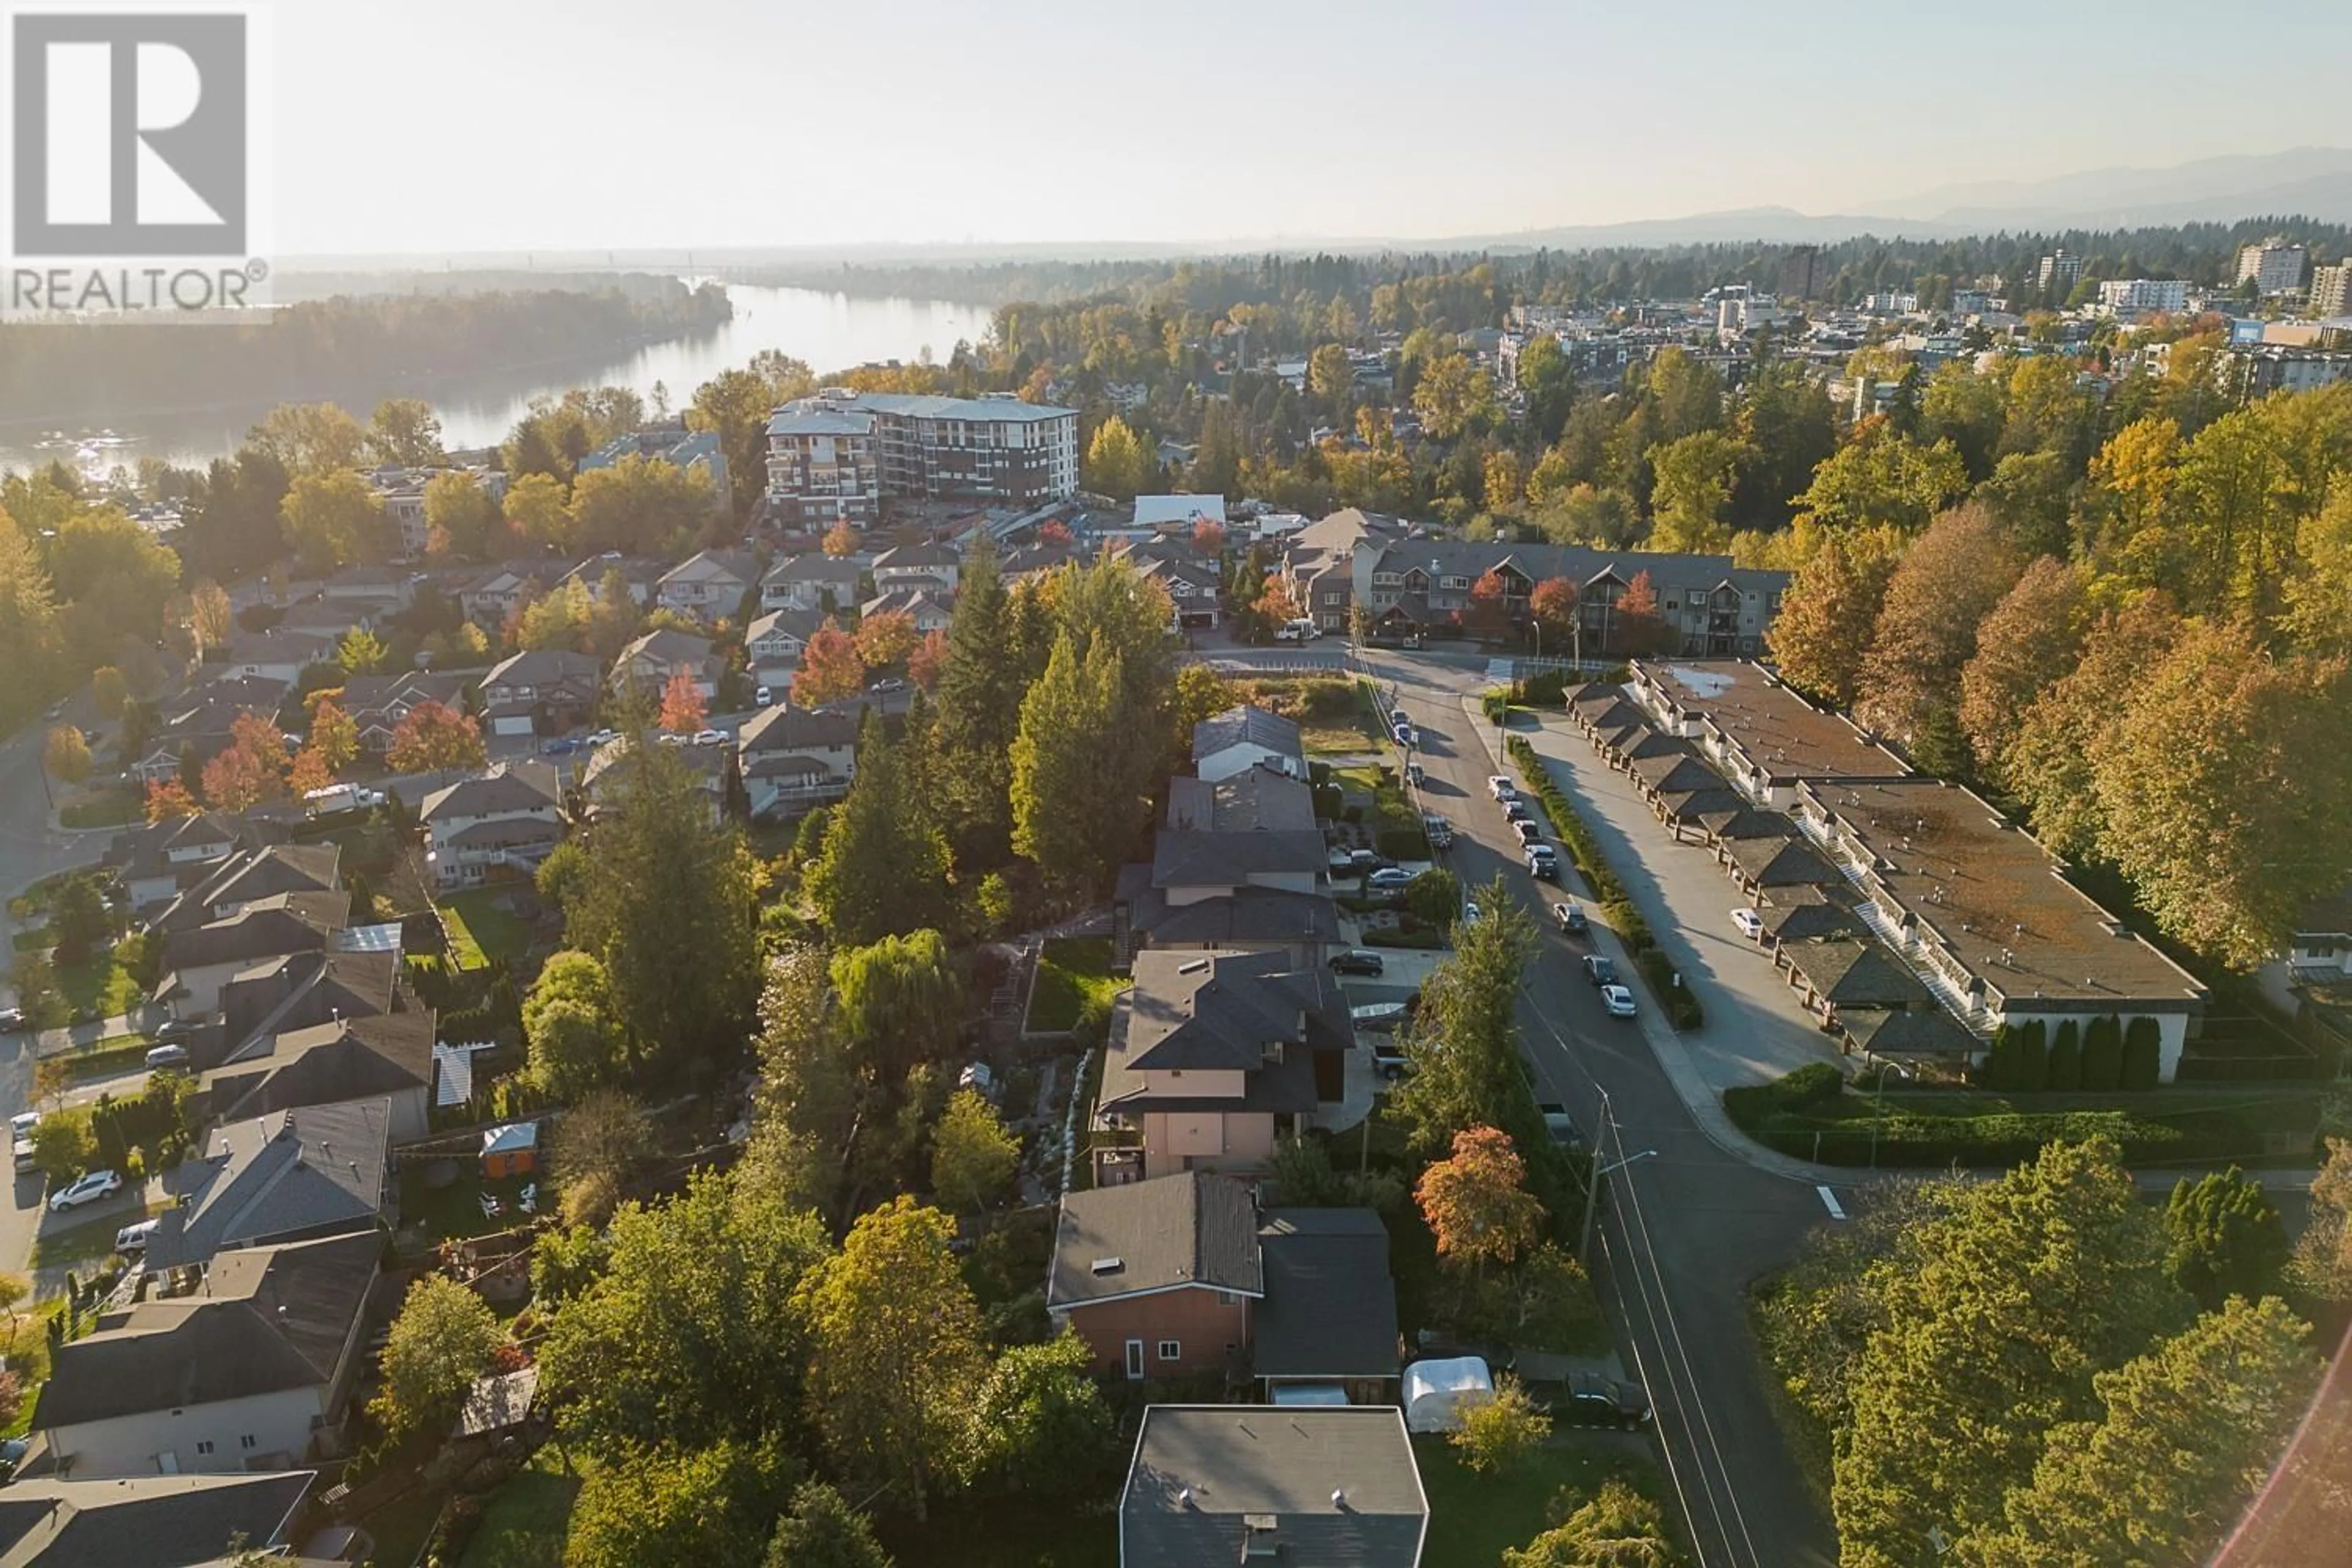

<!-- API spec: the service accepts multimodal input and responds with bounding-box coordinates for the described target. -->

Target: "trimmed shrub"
[1981,1023,2013,1091]
[1777,1062,1846,1109]
[2121,1016,2163,1090]
[2046,1021,2082,1092]
[2012,1019,2048,1093]
[2081,1014,2123,1091]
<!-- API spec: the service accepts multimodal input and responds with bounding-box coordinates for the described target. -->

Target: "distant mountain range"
[1446,148,2352,253]
[282,148,2352,276]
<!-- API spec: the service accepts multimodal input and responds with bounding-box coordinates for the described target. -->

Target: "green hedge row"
[1505,734,1703,1030]
[1722,1066,2312,1167]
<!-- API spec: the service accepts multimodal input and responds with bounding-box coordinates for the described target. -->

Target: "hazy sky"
[272,0,2352,255]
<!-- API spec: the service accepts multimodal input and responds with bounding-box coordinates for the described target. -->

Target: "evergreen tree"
[805,715,954,945]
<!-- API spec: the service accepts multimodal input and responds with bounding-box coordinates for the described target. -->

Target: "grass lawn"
[1028,937,1127,1034]
[878,1499,1118,1568]
[1414,1434,1674,1567]
[399,1160,544,1244]
[53,950,144,1018]
[57,1035,155,1085]
[459,1447,578,1568]
[440,891,533,971]
[361,1486,446,1568]
[58,788,140,829]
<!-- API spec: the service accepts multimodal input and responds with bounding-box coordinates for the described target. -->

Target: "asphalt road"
[1363,648,1838,1567]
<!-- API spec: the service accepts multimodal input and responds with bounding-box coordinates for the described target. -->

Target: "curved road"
[1353,647,1839,1567]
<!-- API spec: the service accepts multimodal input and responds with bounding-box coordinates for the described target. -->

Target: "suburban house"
[553,552,668,609]
[110,812,246,913]
[1115,767,1341,966]
[760,553,861,614]
[143,1098,394,1270]
[1191,704,1305,782]
[1092,949,1352,1185]
[276,595,394,639]
[157,892,349,1017]
[322,563,417,608]
[32,1230,381,1479]
[1049,1172,1398,1396]
[1278,508,1414,634]
[334,670,470,757]
[459,564,546,628]
[869,540,962,597]
[0,1471,315,1565]
[129,678,290,785]
[217,948,404,1068]
[581,736,729,824]
[421,761,565,888]
[655,548,760,621]
[1049,1172,1259,1380]
[216,628,341,685]
[609,628,719,700]
[1131,555,1224,630]
[745,608,824,692]
[479,648,603,741]
[1118,1405,1428,1568]
[736,704,860,819]
[154,845,341,935]
[202,1016,435,1141]
[858,587,954,635]
[578,424,729,503]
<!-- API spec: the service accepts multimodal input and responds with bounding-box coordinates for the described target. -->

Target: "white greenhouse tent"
[1401,1356,1494,1432]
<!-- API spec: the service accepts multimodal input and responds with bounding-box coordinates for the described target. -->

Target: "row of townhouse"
[1274,511,1793,656]
[1570,660,2207,1076]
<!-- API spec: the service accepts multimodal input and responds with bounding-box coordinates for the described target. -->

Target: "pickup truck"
[302,783,386,818]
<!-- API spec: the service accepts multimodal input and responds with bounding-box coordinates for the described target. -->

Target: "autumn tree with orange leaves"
[658,669,708,733]
[1415,1126,1544,1273]
[908,628,949,692]
[386,699,486,773]
[794,620,867,707]
[145,778,199,821]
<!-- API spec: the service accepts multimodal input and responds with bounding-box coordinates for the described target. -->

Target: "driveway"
[1362,647,1838,1567]
[1516,718,1849,1091]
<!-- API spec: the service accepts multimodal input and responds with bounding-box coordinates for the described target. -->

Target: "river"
[0,283,1000,475]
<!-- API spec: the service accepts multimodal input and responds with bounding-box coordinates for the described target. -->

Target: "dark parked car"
[1329,949,1386,977]
[1582,954,1619,987]
[1504,800,1531,823]
[1529,1372,1651,1430]
[1513,820,1542,845]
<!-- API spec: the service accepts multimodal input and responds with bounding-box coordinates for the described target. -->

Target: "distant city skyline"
[272,0,2352,255]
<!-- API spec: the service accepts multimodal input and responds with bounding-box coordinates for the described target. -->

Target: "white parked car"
[1601,984,1638,1019]
[1460,900,1485,925]
[1732,908,1765,940]
[1488,775,1515,801]
[692,728,727,746]
[115,1218,159,1254]
[49,1169,123,1212]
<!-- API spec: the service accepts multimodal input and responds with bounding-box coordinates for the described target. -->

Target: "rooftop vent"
[1178,959,1213,975]
[1090,1256,1123,1276]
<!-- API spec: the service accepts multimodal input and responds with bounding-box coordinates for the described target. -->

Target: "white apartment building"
[2310,260,2352,319]
[2097,278,2188,315]
[2237,239,2308,296]
[765,391,1078,529]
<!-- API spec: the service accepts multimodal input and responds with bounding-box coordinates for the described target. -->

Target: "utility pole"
[1580,1091,1657,1261]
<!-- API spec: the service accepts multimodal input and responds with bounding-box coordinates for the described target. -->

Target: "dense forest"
[0,275,730,426]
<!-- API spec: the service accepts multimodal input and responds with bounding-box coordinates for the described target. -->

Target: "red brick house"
[1048,1172,1400,1397]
